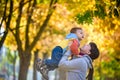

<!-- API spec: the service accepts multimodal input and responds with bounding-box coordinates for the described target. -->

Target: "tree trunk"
[33,50,39,80]
[18,53,31,80]
[13,51,17,80]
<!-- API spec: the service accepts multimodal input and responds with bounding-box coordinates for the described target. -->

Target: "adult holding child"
[36,27,84,79]
[59,42,99,80]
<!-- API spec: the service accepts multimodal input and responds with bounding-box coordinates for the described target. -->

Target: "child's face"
[76,29,84,40]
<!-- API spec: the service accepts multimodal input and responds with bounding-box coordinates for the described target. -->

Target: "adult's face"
[80,44,91,54]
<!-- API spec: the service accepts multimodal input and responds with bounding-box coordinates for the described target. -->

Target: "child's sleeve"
[70,39,80,55]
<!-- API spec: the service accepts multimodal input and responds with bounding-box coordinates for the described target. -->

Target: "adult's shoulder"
[82,55,92,69]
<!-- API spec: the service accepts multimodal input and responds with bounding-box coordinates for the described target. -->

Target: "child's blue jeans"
[44,46,63,70]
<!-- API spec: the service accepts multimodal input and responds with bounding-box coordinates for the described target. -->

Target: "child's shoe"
[35,58,49,80]
[35,58,43,71]
[40,65,49,80]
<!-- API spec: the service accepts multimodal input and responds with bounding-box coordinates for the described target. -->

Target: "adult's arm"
[59,50,85,71]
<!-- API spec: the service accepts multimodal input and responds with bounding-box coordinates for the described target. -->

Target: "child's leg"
[45,46,63,70]
[35,46,63,79]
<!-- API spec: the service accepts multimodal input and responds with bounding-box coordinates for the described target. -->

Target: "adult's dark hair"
[89,42,99,60]
[70,27,82,33]
[87,42,100,80]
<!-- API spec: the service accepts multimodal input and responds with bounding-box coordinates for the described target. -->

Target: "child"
[36,27,84,79]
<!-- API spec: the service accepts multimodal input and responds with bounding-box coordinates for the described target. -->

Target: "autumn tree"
[1,0,120,80]
[1,0,58,80]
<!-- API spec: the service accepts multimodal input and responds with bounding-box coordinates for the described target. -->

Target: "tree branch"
[13,0,32,13]
[0,0,8,28]
[29,0,58,51]
[15,0,24,54]
[25,0,36,50]
[0,0,13,49]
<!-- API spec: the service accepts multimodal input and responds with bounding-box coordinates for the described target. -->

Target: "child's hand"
[68,41,73,50]
[68,41,73,47]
